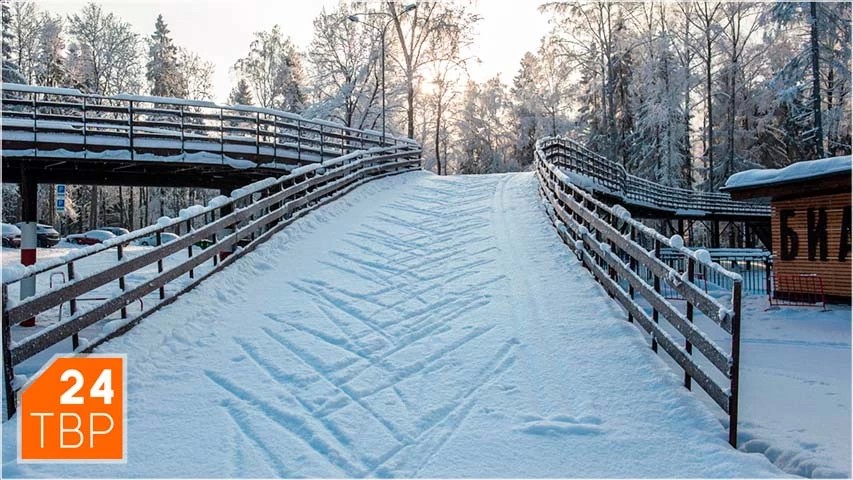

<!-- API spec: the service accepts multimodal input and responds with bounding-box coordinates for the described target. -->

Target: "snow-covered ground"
[1,172,783,477]
[715,299,850,478]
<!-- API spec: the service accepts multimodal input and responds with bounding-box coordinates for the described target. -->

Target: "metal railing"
[538,137,771,218]
[1,83,416,167]
[660,248,772,295]
[536,138,743,447]
[2,144,422,419]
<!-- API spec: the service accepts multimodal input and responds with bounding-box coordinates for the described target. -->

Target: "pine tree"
[146,14,184,97]
[228,78,254,105]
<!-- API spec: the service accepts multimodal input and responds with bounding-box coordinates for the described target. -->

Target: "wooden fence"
[536,139,743,447]
[538,137,770,219]
[1,83,416,166]
[2,144,422,419]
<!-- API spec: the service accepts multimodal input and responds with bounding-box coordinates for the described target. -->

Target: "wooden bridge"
[539,138,772,248]
[0,86,773,455]
[1,83,416,190]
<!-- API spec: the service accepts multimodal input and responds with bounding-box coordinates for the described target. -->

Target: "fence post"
[2,284,16,420]
[180,104,185,157]
[685,257,695,390]
[765,256,773,299]
[256,111,261,158]
[187,219,195,279]
[651,238,661,353]
[729,281,742,448]
[157,232,165,299]
[628,226,636,323]
[68,261,79,350]
[118,245,127,318]
[82,96,87,156]
[128,100,134,161]
[219,108,225,163]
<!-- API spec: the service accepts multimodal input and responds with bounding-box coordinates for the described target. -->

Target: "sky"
[39,0,553,103]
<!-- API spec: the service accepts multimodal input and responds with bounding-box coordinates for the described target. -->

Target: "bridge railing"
[536,139,743,447]
[1,83,416,166]
[538,137,770,217]
[1,144,422,420]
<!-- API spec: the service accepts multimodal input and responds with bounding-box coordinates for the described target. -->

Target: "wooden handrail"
[2,144,422,420]
[536,139,742,448]
[538,137,770,218]
[1,83,417,169]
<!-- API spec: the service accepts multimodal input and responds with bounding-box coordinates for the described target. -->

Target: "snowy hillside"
[2,172,782,477]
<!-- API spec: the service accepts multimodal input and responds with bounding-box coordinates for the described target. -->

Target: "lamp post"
[348,4,416,145]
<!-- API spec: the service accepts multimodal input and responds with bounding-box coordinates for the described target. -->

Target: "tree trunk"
[434,102,443,175]
[706,34,714,191]
[88,185,98,229]
[129,187,135,230]
[810,1,825,158]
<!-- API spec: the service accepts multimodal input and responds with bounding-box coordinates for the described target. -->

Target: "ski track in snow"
[2,171,784,477]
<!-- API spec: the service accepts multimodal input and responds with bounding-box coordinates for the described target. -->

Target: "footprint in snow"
[517,414,604,437]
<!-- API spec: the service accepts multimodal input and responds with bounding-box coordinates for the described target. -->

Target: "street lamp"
[348,3,417,144]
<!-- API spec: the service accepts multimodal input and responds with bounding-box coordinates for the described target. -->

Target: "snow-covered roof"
[723,155,851,191]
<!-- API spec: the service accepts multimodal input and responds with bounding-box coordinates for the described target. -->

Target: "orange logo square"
[18,355,126,462]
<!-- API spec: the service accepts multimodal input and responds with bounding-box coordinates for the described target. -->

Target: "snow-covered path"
[2,172,781,477]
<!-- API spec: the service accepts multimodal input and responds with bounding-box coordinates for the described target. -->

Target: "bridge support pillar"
[711,220,721,249]
[19,170,38,327]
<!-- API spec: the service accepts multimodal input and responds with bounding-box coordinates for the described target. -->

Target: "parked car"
[136,232,179,247]
[14,223,61,247]
[1,223,21,248]
[98,226,131,237]
[65,229,116,245]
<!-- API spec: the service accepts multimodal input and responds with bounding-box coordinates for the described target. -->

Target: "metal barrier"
[770,274,827,310]
[660,248,772,295]
[536,137,744,447]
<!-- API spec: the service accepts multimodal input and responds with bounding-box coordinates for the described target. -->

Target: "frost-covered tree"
[1,1,26,83]
[307,3,383,129]
[388,2,480,139]
[67,2,141,95]
[34,12,65,87]
[228,78,254,105]
[146,14,184,98]
[626,4,688,187]
[177,47,214,100]
[765,2,852,159]
[5,2,40,84]
[456,77,515,174]
[234,25,305,112]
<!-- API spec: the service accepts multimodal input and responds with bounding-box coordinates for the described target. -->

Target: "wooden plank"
[580,228,732,376]
[577,241,732,412]
[541,172,732,374]
[549,180,733,333]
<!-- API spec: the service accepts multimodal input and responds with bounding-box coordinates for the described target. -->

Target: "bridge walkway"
[2,171,779,477]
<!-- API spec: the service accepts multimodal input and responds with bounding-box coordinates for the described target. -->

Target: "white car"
[136,232,179,247]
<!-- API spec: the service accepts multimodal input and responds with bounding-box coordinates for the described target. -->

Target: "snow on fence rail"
[535,139,744,448]
[538,137,771,218]
[1,83,416,168]
[1,144,422,420]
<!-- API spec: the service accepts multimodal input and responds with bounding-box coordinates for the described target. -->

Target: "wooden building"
[722,156,852,303]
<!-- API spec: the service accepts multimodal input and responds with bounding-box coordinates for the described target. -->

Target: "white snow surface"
[725,155,852,190]
[2,172,782,477]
